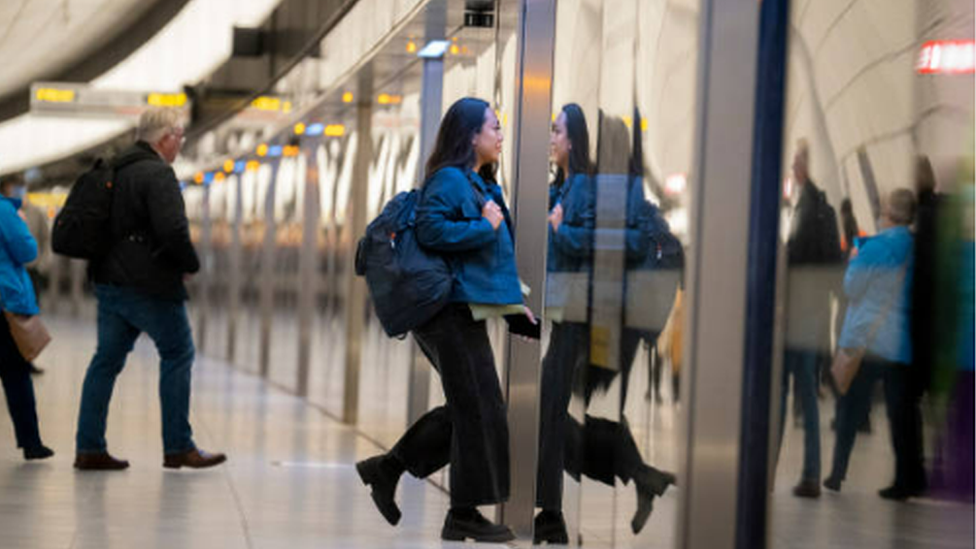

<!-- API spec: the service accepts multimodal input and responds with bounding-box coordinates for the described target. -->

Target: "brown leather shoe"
[163,448,226,469]
[74,452,130,470]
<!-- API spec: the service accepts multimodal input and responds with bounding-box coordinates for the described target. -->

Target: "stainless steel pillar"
[342,73,374,425]
[196,184,212,353]
[297,150,321,397]
[499,0,557,537]
[259,163,278,378]
[227,174,244,361]
[406,0,446,426]
[678,0,760,547]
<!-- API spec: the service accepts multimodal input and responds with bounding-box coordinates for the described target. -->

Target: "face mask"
[9,186,25,200]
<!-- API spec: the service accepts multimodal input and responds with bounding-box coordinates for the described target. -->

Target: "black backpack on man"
[52,159,116,260]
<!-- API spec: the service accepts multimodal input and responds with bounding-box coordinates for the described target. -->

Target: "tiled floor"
[0,316,971,549]
[0,317,456,549]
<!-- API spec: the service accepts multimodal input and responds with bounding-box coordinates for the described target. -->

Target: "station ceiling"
[0,0,163,102]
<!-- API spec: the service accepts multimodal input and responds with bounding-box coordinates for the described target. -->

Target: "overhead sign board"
[30,82,190,116]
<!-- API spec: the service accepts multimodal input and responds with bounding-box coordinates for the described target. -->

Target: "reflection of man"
[0,174,48,375]
[780,139,841,498]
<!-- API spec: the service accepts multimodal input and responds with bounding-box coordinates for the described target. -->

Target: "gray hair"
[137,107,184,143]
[887,188,916,226]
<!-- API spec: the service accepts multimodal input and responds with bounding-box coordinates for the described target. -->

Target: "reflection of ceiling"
[0,0,161,101]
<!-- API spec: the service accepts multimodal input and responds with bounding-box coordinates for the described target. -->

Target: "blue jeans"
[76,285,195,455]
[779,349,821,482]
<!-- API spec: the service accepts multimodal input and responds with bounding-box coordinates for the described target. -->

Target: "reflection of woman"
[824,189,924,500]
[0,189,53,461]
[535,105,675,543]
[356,97,529,543]
[535,104,598,543]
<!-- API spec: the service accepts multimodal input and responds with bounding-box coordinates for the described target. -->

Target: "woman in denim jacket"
[356,98,532,543]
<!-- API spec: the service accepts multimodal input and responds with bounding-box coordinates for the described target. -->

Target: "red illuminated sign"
[917,40,975,75]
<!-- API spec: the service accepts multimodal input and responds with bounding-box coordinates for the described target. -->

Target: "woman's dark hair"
[554,103,592,186]
[425,97,492,181]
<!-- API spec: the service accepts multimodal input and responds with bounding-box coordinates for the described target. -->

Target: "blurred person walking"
[779,139,842,498]
[824,189,924,500]
[0,174,52,460]
[73,107,225,471]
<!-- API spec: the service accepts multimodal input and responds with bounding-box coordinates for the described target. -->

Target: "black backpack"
[355,189,453,338]
[52,158,115,260]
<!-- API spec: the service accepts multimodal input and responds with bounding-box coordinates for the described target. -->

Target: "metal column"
[500,0,556,537]
[227,174,244,361]
[342,72,374,425]
[406,0,446,426]
[196,184,212,353]
[296,148,321,397]
[259,162,279,378]
[678,0,761,548]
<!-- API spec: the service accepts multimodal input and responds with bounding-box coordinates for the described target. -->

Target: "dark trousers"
[0,313,42,449]
[392,321,647,511]
[391,304,509,507]
[828,358,925,488]
[537,322,589,509]
[76,285,196,455]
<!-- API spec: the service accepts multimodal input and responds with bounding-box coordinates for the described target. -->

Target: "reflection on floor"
[0,317,970,548]
[773,382,975,549]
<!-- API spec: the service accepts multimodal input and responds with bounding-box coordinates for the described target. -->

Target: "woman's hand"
[548,204,564,233]
[524,306,537,325]
[482,200,504,230]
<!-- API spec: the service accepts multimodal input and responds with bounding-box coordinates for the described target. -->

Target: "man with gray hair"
[74,107,226,470]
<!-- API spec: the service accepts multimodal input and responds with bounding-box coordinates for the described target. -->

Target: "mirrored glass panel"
[543,0,701,546]
[771,1,974,547]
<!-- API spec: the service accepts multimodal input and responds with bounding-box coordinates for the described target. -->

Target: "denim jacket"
[548,174,597,274]
[0,197,39,315]
[416,166,523,305]
[839,225,914,364]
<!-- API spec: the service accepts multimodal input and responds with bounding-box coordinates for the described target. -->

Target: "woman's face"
[550,111,570,169]
[473,108,503,166]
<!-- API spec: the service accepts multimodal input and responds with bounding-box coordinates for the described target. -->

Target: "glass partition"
[770,1,974,547]
[543,0,701,545]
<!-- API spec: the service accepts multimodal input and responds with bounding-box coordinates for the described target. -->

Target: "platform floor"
[0,316,971,549]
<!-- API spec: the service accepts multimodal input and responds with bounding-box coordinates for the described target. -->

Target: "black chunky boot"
[534,510,569,545]
[632,465,676,534]
[441,508,516,543]
[356,454,404,525]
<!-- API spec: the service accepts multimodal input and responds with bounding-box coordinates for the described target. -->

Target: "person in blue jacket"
[824,188,924,500]
[356,97,530,543]
[0,185,52,460]
[536,105,675,542]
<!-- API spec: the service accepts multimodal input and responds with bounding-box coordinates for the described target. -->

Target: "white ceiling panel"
[0,0,156,99]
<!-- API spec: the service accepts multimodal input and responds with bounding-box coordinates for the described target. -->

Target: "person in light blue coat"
[825,188,924,500]
[0,188,52,460]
